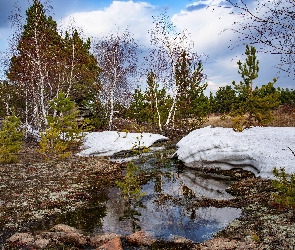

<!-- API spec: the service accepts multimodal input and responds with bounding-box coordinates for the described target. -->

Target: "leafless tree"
[223,0,295,77]
[93,27,139,130]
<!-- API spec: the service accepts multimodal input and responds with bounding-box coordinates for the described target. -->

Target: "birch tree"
[145,11,206,128]
[93,28,138,130]
[6,0,100,130]
[7,0,63,129]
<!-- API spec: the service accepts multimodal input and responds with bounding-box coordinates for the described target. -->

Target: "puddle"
[34,153,241,243]
[95,166,241,242]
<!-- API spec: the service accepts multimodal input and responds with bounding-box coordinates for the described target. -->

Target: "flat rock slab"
[98,237,123,250]
[90,233,122,247]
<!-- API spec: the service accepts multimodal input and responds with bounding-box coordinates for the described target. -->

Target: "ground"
[0,145,123,247]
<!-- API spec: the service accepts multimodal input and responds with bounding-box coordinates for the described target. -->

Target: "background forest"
[0,0,295,141]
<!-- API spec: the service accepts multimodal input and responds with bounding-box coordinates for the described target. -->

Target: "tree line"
[0,0,294,135]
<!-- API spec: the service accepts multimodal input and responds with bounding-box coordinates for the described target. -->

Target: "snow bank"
[78,131,168,157]
[175,126,295,179]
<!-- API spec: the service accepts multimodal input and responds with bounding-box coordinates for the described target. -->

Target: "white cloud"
[58,0,292,91]
[60,1,156,46]
[169,1,245,93]
[171,3,241,56]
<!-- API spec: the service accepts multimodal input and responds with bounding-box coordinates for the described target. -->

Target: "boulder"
[126,231,156,246]
[97,237,123,250]
[170,235,193,244]
[90,233,122,247]
[6,232,35,245]
[41,224,87,246]
[33,238,50,248]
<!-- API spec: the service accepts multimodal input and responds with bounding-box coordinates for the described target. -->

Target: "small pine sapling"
[39,91,92,160]
[272,167,295,209]
[0,115,24,163]
[231,45,280,131]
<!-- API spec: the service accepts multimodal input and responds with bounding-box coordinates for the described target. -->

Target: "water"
[93,163,241,242]
[33,148,242,243]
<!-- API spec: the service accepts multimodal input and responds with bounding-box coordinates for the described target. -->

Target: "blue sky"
[0,0,293,93]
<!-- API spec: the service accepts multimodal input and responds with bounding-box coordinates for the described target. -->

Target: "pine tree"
[7,1,100,130]
[127,72,171,131]
[8,0,64,129]
[175,50,208,128]
[0,115,24,163]
[39,91,91,160]
[278,88,295,105]
[63,29,100,111]
[213,85,237,114]
[231,45,280,131]
[127,87,148,124]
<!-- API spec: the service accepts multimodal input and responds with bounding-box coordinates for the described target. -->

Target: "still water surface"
[51,151,241,243]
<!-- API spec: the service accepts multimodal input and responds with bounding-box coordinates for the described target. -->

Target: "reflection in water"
[98,168,241,242]
[35,156,241,243]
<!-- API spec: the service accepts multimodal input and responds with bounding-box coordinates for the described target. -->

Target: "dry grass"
[202,105,295,128]
[269,106,295,127]
[201,115,233,128]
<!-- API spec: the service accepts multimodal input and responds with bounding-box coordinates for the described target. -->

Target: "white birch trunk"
[66,43,75,98]
[165,85,178,127]
[108,88,114,130]
[153,86,162,131]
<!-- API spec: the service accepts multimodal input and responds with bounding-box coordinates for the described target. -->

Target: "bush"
[0,115,23,163]
[272,167,295,209]
[39,92,92,160]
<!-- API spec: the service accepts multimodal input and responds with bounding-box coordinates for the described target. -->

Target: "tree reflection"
[116,162,145,232]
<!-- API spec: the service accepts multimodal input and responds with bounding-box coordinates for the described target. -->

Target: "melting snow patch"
[175,126,295,179]
[78,131,168,157]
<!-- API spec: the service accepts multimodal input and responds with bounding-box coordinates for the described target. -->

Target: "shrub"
[0,115,23,163]
[272,167,295,209]
[39,91,92,160]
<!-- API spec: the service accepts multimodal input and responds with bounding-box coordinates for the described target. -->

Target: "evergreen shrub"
[39,91,92,160]
[0,115,23,163]
[272,167,295,209]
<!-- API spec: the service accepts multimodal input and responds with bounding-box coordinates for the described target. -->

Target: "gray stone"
[6,232,35,245]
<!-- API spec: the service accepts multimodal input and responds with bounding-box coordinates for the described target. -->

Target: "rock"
[33,238,50,248]
[170,235,193,244]
[40,224,88,246]
[51,224,80,234]
[126,231,156,246]
[90,233,122,247]
[6,232,35,245]
[97,237,123,250]
[198,237,257,249]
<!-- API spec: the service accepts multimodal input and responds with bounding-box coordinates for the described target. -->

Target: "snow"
[175,126,295,179]
[78,131,168,156]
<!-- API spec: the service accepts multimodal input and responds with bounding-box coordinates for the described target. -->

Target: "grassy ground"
[202,105,295,128]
